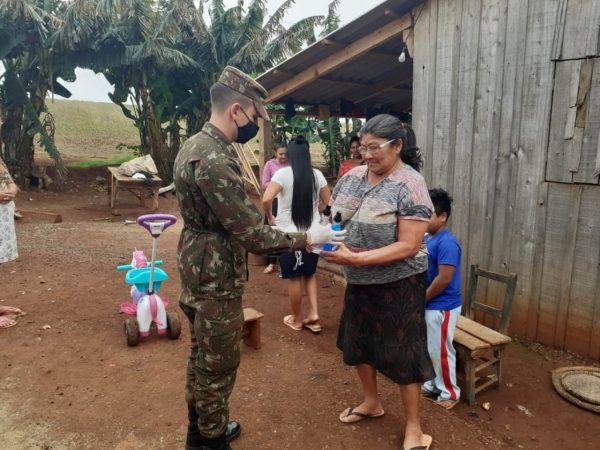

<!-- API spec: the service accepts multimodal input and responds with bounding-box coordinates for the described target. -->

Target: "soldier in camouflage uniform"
[173,66,343,450]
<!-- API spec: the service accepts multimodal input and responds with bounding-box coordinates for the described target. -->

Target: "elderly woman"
[0,157,22,329]
[322,115,434,450]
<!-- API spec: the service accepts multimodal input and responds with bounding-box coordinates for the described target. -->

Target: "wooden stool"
[242,307,264,350]
[107,166,162,211]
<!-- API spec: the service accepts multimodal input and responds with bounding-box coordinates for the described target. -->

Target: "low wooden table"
[107,166,162,211]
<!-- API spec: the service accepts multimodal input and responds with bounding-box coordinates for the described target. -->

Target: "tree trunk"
[15,89,48,185]
[15,133,35,186]
[0,106,23,178]
[1,89,49,186]
[139,84,171,184]
[131,89,151,155]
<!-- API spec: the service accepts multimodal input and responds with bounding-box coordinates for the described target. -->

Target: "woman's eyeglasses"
[358,139,395,156]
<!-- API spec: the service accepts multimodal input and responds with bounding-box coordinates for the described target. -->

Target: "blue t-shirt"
[426,228,462,310]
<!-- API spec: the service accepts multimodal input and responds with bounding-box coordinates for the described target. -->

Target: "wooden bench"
[107,166,162,211]
[455,315,512,404]
[455,264,518,405]
[242,307,264,350]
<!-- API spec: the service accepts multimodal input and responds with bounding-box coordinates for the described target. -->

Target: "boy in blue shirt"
[422,189,462,409]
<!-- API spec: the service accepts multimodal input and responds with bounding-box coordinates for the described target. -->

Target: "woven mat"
[552,366,600,413]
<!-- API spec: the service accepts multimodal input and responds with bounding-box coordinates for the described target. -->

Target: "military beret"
[218,66,270,121]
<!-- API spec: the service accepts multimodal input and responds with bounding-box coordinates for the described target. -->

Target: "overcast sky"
[56,0,386,103]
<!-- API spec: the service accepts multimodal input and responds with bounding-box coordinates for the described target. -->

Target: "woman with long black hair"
[262,135,330,333]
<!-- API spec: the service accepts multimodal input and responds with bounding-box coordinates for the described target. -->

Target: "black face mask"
[234,107,260,144]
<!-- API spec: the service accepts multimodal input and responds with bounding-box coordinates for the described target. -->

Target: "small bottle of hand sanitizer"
[323,211,342,251]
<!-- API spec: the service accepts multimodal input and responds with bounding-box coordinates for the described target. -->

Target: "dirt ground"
[1,167,599,450]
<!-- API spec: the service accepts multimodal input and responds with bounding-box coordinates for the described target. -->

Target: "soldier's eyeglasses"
[358,139,395,155]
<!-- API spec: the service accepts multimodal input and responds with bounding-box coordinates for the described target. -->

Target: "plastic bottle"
[323,211,342,251]
[320,205,331,226]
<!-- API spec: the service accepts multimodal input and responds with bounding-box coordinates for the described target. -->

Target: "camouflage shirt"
[173,122,307,300]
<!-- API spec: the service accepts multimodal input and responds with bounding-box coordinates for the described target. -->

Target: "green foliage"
[0,0,70,180]
[320,0,341,37]
[168,0,327,137]
[0,0,342,182]
[270,106,319,144]
[317,118,344,177]
[316,117,363,176]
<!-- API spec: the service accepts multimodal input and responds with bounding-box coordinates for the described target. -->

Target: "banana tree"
[166,0,328,137]
[317,118,344,177]
[0,0,71,184]
[53,0,199,183]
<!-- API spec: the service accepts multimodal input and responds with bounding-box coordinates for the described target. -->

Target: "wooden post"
[465,355,476,405]
[465,264,478,319]
[258,118,272,189]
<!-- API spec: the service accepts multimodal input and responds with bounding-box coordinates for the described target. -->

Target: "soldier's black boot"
[185,406,203,450]
[225,421,241,442]
[201,434,231,450]
[186,406,241,450]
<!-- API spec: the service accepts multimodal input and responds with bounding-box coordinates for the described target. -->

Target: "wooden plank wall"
[413,0,600,358]
[547,58,600,184]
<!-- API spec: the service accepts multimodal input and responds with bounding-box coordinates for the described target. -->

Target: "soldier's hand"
[307,222,347,246]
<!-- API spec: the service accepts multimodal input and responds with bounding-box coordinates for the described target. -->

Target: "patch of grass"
[36,99,139,160]
[35,99,331,173]
[66,155,136,168]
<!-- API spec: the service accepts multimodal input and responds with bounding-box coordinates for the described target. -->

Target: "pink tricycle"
[117,214,181,346]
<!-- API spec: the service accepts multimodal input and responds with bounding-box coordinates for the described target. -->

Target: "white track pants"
[423,306,461,401]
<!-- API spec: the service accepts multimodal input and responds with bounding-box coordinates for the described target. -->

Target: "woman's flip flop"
[283,315,302,331]
[339,406,385,423]
[303,322,321,333]
[404,434,433,450]
[0,317,17,329]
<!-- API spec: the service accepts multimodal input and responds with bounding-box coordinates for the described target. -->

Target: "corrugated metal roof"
[257,0,423,117]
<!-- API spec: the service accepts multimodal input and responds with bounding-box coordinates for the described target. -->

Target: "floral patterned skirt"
[0,201,18,263]
[336,272,435,385]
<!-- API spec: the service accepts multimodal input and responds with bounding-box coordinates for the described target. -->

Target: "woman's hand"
[321,243,358,266]
[1,190,15,204]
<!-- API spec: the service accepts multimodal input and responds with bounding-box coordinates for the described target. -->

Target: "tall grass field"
[37,99,139,162]
[36,99,327,169]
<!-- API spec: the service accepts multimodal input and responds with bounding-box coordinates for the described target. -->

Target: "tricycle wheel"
[167,312,181,340]
[125,318,140,346]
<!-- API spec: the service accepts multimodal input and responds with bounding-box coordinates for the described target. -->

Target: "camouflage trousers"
[180,294,244,439]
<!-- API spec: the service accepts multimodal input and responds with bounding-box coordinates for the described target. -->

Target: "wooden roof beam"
[353,88,410,104]
[272,70,374,89]
[319,77,374,88]
[320,38,403,61]
[352,75,413,104]
[265,13,412,103]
